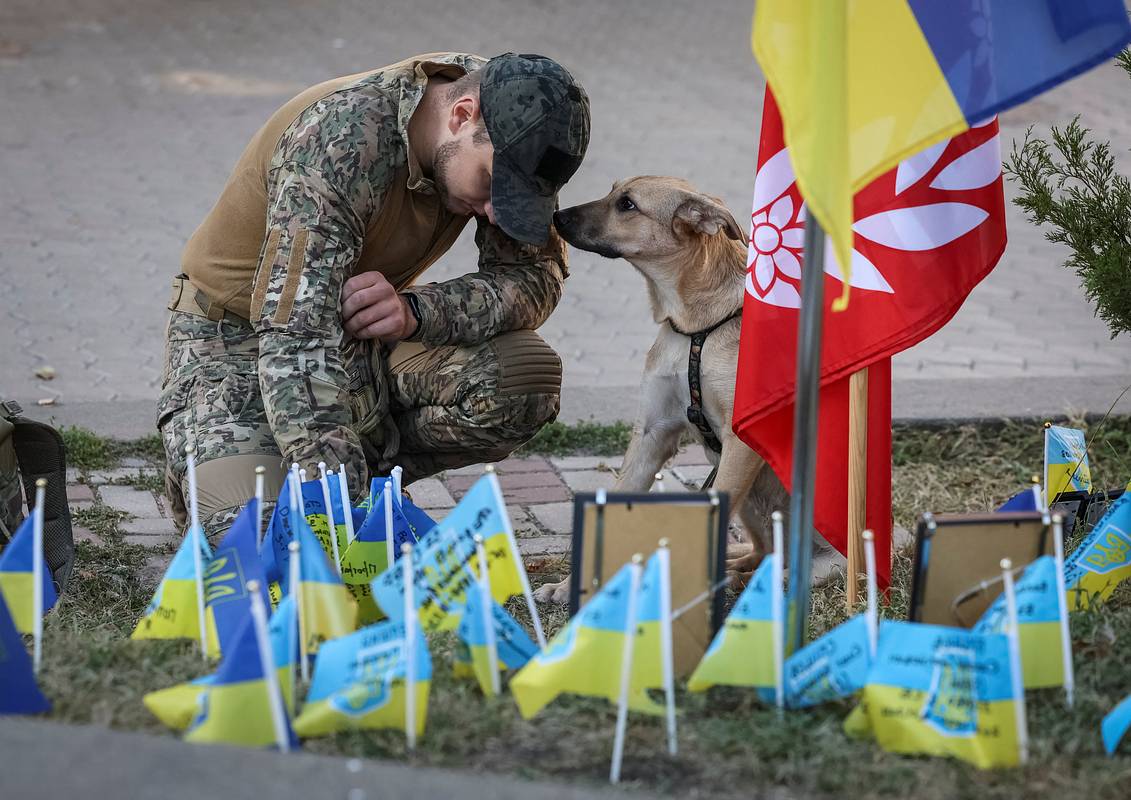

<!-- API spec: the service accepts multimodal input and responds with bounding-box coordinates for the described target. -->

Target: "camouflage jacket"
[241,53,568,488]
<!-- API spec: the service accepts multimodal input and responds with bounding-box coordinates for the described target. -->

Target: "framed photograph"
[569,491,729,676]
[909,511,1052,627]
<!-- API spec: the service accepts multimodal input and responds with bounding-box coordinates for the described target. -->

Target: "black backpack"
[0,399,74,592]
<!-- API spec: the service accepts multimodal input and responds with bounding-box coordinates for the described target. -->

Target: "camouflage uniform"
[160,53,583,538]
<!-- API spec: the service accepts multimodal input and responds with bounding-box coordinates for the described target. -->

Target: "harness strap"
[669,311,743,454]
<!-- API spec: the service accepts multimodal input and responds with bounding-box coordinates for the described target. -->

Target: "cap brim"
[490,155,556,246]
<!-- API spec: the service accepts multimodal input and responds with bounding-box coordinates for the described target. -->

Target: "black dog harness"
[668,310,743,454]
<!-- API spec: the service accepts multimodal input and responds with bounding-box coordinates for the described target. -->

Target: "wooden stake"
[846,367,869,607]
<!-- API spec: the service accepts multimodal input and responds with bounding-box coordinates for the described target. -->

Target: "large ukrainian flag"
[293,617,431,738]
[511,562,663,718]
[974,556,1064,689]
[0,515,57,634]
[688,554,778,694]
[856,621,1021,769]
[145,595,298,731]
[753,1,1131,307]
[130,525,219,657]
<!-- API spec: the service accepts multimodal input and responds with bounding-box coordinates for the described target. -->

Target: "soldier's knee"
[459,328,560,450]
[491,329,562,403]
[172,454,286,542]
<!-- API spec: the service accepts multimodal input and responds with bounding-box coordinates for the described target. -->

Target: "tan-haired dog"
[534,176,844,604]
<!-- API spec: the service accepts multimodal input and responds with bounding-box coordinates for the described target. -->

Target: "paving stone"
[477,485,572,505]
[72,526,100,544]
[560,470,616,494]
[493,457,553,473]
[138,554,173,586]
[441,463,490,478]
[509,507,539,538]
[549,455,622,471]
[87,467,158,485]
[124,532,179,548]
[671,465,714,488]
[405,477,454,509]
[120,457,150,468]
[66,468,80,484]
[67,483,94,502]
[529,502,576,535]
[121,517,177,537]
[670,449,712,467]
[516,535,572,556]
[69,500,94,512]
[446,471,564,493]
[100,485,161,518]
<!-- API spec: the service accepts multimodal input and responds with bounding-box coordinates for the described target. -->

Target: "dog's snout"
[552,208,573,230]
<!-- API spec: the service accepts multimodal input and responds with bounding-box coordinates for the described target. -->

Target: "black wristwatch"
[403,292,424,336]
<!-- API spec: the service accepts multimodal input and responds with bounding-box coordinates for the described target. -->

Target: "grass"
[30,417,1131,798]
[516,420,634,457]
[61,427,163,471]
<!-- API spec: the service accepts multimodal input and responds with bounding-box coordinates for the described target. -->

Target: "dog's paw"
[533,576,571,605]
[725,550,764,589]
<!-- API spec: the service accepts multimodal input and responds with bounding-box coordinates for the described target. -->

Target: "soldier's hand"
[341,272,418,344]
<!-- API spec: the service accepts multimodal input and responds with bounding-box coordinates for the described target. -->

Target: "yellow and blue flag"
[145,594,298,731]
[184,598,299,749]
[783,614,872,708]
[688,555,778,695]
[453,583,539,695]
[1103,693,1131,756]
[293,617,431,738]
[366,477,437,539]
[262,477,357,588]
[205,500,270,654]
[1045,425,1092,501]
[752,1,1131,308]
[973,555,1064,689]
[371,473,526,632]
[294,519,356,655]
[130,525,219,656]
[511,560,663,719]
[339,478,420,623]
[0,589,50,714]
[854,621,1021,769]
[0,514,57,634]
[1065,492,1131,608]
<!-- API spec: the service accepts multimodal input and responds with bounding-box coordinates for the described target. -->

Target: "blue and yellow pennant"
[453,581,538,696]
[0,589,50,714]
[205,500,270,655]
[0,514,57,634]
[131,525,218,656]
[294,617,431,738]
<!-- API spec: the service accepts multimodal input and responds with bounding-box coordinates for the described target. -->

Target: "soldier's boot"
[379,329,562,483]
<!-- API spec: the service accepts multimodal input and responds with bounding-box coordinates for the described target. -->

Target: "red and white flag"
[733,89,1007,587]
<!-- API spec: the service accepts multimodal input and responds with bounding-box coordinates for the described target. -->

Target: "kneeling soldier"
[159,52,590,537]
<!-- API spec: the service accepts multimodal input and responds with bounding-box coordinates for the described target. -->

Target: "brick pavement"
[68,449,713,574]
[2,0,1130,435]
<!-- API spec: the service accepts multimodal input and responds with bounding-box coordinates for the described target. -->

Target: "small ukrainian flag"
[293,617,431,738]
[0,514,57,634]
[688,554,779,695]
[453,582,538,695]
[130,525,218,657]
[145,595,298,731]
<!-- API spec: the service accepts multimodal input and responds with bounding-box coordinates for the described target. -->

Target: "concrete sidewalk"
[0,717,668,800]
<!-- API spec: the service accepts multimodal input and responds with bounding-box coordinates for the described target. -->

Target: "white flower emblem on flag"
[746,120,1001,309]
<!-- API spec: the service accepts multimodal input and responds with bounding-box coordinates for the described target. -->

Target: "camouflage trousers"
[158,310,561,540]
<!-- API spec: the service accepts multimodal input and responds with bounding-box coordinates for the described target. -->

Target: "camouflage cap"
[480,53,591,245]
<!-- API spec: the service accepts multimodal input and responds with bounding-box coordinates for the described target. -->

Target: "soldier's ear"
[449,95,479,136]
[673,194,747,244]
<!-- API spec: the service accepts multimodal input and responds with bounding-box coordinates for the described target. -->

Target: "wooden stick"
[846,367,869,607]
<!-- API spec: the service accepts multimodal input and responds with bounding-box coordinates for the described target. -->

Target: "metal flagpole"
[785,218,827,654]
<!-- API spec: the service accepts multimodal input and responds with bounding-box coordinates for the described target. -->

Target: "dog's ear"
[672,195,748,244]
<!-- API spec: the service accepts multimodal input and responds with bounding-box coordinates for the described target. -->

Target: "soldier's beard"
[432,140,461,214]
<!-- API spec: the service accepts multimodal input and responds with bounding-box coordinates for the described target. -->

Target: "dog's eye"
[616,195,636,212]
